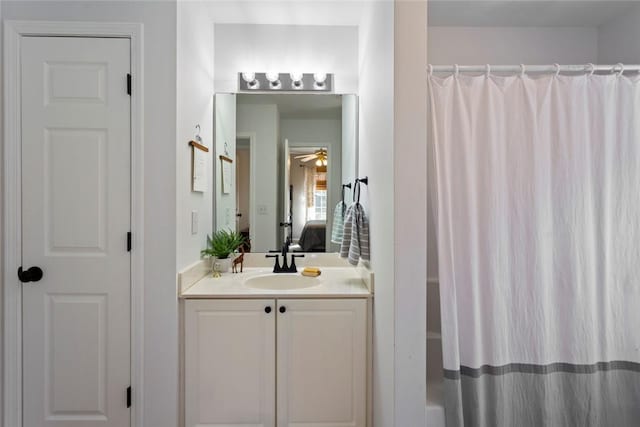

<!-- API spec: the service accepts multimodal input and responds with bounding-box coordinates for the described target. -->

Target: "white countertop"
[181,267,371,299]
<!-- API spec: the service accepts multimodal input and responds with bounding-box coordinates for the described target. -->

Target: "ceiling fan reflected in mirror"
[294,149,328,166]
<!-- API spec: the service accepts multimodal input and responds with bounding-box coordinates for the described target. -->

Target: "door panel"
[185,299,276,427]
[21,36,131,427]
[283,138,291,244]
[277,299,367,427]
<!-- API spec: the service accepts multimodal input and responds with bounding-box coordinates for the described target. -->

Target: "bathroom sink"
[244,274,321,290]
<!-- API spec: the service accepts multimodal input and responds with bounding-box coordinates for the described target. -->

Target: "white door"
[185,299,276,427]
[283,138,291,244]
[276,299,367,427]
[20,36,131,427]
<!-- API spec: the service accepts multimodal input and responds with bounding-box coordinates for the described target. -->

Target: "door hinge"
[126,386,132,408]
[127,232,132,252]
[127,73,132,96]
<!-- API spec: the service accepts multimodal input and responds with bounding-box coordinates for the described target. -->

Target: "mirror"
[214,93,358,253]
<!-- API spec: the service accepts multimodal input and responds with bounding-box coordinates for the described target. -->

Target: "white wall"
[177,1,214,271]
[237,103,280,252]
[342,94,358,187]
[214,94,237,232]
[357,2,395,425]
[598,5,640,64]
[426,25,600,279]
[1,2,178,426]
[428,26,599,66]
[213,23,358,93]
[281,118,342,251]
[0,1,4,421]
[394,2,427,424]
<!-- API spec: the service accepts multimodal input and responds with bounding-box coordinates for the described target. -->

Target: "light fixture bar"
[238,72,333,92]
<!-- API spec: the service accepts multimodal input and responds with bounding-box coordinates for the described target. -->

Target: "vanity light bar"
[238,72,333,92]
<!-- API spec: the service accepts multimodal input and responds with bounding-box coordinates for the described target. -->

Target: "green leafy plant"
[201,229,245,260]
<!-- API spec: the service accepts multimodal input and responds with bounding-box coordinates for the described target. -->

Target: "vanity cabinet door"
[276,299,367,427]
[185,299,276,427]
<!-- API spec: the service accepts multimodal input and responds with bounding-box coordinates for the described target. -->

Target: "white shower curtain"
[429,72,640,426]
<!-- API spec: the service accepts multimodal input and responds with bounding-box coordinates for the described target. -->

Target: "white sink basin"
[244,274,321,290]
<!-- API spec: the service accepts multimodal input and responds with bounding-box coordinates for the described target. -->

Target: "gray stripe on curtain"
[444,360,640,379]
[444,369,640,427]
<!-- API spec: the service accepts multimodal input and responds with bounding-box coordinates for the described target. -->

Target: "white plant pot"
[211,257,232,274]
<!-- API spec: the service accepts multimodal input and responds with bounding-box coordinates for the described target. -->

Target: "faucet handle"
[266,254,282,273]
[289,254,305,273]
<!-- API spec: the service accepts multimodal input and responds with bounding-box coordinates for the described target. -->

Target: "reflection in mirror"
[214,93,358,253]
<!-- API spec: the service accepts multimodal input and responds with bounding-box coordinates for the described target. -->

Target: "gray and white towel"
[339,203,370,266]
[330,201,349,244]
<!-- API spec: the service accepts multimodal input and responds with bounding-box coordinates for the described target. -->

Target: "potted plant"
[201,230,246,273]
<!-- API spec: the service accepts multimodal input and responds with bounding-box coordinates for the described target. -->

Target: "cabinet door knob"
[264,306,272,314]
[279,306,286,313]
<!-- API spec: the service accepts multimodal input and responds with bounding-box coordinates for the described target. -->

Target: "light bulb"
[241,72,259,89]
[313,72,327,84]
[290,72,303,89]
[265,72,281,89]
[241,72,255,83]
[322,159,327,166]
[315,159,322,166]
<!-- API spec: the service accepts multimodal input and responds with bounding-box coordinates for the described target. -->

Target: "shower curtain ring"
[454,64,459,77]
[554,63,561,77]
[485,64,491,77]
[519,64,526,77]
[586,63,595,76]
[428,64,433,77]
[615,63,625,76]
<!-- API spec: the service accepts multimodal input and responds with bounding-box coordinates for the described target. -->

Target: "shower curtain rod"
[429,63,640,74]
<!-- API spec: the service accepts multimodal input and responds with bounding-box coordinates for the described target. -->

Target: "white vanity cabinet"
[184,298,368,427]
[184,299,276,427]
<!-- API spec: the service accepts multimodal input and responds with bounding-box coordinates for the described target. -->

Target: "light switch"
[258,205,268,215]
[191,211,198,235]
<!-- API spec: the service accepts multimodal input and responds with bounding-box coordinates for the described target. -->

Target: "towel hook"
[341,183,352,204]
[353,177,368,204]
[341,183,352,216]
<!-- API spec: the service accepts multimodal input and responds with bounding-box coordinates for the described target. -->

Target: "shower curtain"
[429,72,640,426]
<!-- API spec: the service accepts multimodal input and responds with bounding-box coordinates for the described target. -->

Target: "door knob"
[18,266,43,283]
[279,306,286,313]
[264,306,272,314]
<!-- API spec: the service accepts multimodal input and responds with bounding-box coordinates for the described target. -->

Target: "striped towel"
[330,201,348,244]
[339,203,370,266]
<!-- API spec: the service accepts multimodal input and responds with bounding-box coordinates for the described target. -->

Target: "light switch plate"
[258,205,268,215]
[191,211,198,234]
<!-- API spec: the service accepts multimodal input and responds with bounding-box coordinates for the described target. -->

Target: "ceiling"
[193,0,367,26]
[237,93,342,119]
[428,1,640,27]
